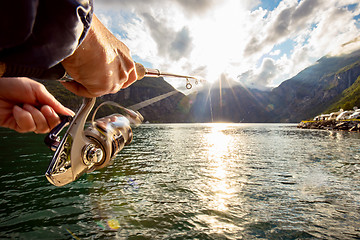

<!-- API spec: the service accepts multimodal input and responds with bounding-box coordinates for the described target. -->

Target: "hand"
[0,77,74,133]
[61,14,138,98]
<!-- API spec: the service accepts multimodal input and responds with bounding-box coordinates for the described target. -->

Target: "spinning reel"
[44,98,143,186]
[44,63,202,186]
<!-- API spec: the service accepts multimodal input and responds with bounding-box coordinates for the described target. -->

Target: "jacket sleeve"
[0,0,93,78]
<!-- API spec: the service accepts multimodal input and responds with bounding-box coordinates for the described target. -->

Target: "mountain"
[41,47,360,123]
[97,77,192,123]
[41,76,193,123]
[269,50,360,122]
[188,79,273,122]
[326,73,360,112]
[188,48,360,123]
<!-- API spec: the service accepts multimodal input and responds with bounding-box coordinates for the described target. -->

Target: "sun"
[184,1,250,84]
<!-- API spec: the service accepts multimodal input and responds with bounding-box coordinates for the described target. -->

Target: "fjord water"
[0,124,360,239]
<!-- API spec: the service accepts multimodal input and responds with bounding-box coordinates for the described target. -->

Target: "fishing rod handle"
[0,61,147,81]
[0,62,67,80]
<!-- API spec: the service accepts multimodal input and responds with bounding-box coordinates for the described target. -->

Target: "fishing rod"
[134,63,204,89]
[0,61,203,89]
[60,62,203,90]
[1,59,205,186]
[44,63,204,186]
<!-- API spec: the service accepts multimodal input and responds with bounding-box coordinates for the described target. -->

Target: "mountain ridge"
[41,47,360,123]
[188,48,360,123]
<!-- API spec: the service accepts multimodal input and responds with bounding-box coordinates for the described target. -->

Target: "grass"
[326,75,360,112]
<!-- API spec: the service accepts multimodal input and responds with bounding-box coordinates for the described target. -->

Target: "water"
[0,123,360,239]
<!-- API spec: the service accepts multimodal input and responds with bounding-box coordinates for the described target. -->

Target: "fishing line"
[45,64,205,187]
[127,90,178,111]
[91,101,143,128]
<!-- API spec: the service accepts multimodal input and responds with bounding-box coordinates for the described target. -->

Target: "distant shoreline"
[298,120,360,131]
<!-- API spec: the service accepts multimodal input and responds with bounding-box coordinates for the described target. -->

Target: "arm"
[0,1,138,134]
[1,2,137,98]
[0,0,93,70]
[61,15,138,97]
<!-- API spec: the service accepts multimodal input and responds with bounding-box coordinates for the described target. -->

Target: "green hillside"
[326,74,360,112]
[38,80,83,111]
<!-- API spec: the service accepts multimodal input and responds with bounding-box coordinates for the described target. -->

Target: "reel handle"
[44,115,73,151]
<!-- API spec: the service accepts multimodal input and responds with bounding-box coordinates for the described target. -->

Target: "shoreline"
[297,120,360,131]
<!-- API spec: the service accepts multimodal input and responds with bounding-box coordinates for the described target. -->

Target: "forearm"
[0,0,93,78]
[61,15,137,97]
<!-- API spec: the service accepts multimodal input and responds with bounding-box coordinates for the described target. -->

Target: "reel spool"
[44,98,143,186]
[83,114,134,171]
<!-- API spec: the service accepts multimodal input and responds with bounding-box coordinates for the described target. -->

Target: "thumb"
[60,81,97,98]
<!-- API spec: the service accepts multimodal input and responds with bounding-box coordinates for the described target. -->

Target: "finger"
[12,105,36,133]
[61,81,100,98]
[121,69,137,89]
[34,83,76,115]
[41,105,61,130]
[23,104,50,133]
[109,82,123,94]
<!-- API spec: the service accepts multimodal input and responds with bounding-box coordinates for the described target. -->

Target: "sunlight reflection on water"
[1,124,360,239]
[203,123,236,213]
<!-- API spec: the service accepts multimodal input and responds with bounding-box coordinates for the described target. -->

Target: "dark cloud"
[141,12,171,57]
[256,58,277,85]
[268,7,293,41]
[292,0,320,22]
[95,0,203,62]
[244,0,322,57]
[238,58,277,89]
[170,27,193,60]
[237,70,252,82]
[141,13,193,61]
[244,37,260,57]
[95,0,217,16]
[175,0,217,16]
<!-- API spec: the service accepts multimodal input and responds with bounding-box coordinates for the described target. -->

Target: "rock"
[297,120,360,132]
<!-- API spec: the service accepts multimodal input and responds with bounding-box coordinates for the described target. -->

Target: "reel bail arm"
[44,115,73,151]
[45,98,96,186]
[44,62,198,187]
[45,97,143,187]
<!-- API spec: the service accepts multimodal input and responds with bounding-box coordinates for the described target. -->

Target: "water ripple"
[1,124,360,239]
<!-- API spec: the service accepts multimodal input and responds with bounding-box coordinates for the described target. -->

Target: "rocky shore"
[297,120,360,132]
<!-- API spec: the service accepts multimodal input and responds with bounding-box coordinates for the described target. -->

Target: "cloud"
[238,58,278,90]
[172,0,217,16]
[270,49,281,56]
[292,0,321,22]
[94,0,219,16]
[170,27,193,60]
[138,12,193,63]
[241,0,360,88]
[244,0,323,57]
[140,12,172,58]
[258,58,277,84]
[93,0,360,91]
[333,36,360,56]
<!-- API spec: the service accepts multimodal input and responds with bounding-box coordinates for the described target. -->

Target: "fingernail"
[66,108,75,116]
[13,105,22,113]
[41,105,53,116]
[23,104,33,111]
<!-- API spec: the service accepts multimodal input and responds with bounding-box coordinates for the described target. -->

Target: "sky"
[93,0,360,91]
